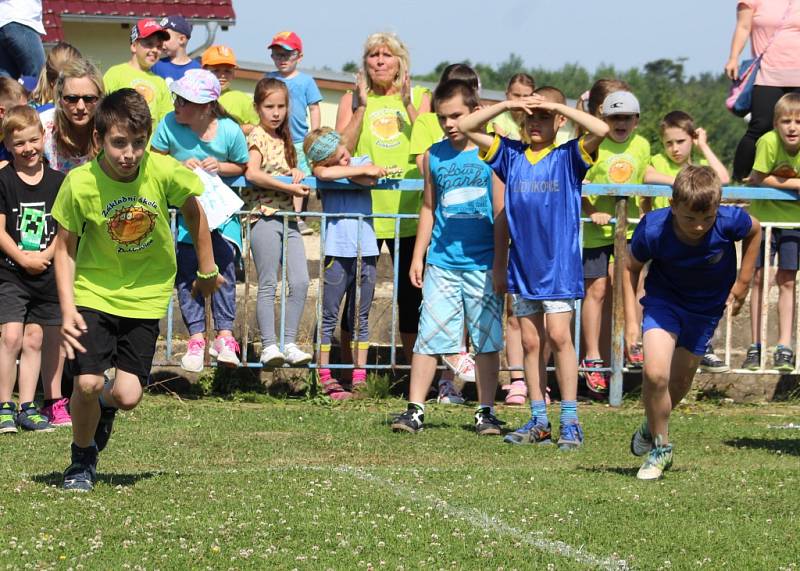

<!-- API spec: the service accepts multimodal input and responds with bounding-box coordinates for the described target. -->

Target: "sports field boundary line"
[335,465,632,570]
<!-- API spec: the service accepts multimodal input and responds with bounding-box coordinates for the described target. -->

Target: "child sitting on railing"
[304,127,392,399]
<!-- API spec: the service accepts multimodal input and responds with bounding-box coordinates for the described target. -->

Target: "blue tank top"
[427,140,494,270]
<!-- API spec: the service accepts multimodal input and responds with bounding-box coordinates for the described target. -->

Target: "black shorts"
[69,307,159,384]
[0,281,61,325]
[757,228,800,271]
[582,244,615,279]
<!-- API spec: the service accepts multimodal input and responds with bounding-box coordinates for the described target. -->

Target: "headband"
[307,131,341,164]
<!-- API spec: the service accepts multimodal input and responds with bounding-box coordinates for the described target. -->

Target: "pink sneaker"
[322,379,352,400]
[180,338,206,372]
[210,335,241,367]
[41,397,72,427]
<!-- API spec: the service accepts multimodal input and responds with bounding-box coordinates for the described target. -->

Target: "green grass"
[1,396,799,570]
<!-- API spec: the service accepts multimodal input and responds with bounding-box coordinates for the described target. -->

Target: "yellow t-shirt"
[219,89,259,127]
[52,152,203,318]
[649,152,709,210]
[103,63,173,130]
[749,130,800,223]
[488,111,522,140]
[583,134,650,248]
[408,112,443,157]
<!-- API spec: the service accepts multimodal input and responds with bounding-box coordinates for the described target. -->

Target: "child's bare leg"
[582,277,607,360]
[545,311,578,402]
[667,348,702,409]
[0,322,23,402]
[100,370,143,411]
[408,353,439,404]
[474,352,499,407]
[354,346,368,368]
[775,269,796,347]
[518,314,546,400]
[71,373,105,447]
[749,268,764,344]
[17,323,44,404]
[42,326,65,400]
[622,263,642,352]
[505,303,524,379]
[641,328,678,444]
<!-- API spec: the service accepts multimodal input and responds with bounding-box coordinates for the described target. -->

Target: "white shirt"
[0,0,44,35]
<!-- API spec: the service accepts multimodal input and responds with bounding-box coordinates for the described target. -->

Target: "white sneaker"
[180,339,206,373]
[260,344,286,368]
[210,335,241,367]
[444,352,476,383]
[284,343,312,365]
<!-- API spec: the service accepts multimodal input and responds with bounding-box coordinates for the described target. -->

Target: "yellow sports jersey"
[103,63,173,130]
[649,152,709,210]
[583,134,650,248]
[749,130,800,223]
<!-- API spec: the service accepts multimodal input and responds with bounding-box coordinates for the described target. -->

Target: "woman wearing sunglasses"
[40,58,104,173]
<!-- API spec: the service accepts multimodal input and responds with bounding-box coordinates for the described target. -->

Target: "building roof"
[42,0,236,43]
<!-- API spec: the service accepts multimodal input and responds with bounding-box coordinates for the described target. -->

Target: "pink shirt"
[740,0,800,86]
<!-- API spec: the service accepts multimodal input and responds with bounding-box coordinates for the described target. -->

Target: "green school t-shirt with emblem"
[355,85,428,238]
[103,63,173,130]
[220,89,259,127]
[488,111,523,140]
[649,152,709,210]
[408,112,444,157]
[749,130,800,222]
[583,134,650,248]
[52,152,203,319]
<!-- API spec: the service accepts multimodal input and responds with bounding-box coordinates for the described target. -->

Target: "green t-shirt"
[220,89,259,127]
[103,63,173,130]
[749,130,800,222]
[488,111,522,140]
[408,112,443,157]
[583,134,650,248]
[649,152,709,210]
[355,85,428,238]
[52,152,203,319]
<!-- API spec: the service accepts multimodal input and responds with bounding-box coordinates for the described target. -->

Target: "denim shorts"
[511,295,575,317]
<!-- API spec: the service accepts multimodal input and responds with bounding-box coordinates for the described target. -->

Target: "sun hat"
[170,69,221,104]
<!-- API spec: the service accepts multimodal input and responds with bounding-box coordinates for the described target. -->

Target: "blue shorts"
[414,265,504,355]
[641,301,720,356]
[757,228,800,271]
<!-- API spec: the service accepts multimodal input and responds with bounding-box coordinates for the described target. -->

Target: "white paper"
[193,168,244,231]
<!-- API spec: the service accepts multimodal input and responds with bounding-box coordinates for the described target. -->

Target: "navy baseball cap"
[160,15,192,39]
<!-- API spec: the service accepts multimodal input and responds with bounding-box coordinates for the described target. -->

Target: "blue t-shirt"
[320,155,379,258]
[265,71,322,143]
[0,144,10,163]
[630,205,752,316]
[151,58,201,84]
[151,112,248,245]
[427,139,494,270]
[483,135,593,300]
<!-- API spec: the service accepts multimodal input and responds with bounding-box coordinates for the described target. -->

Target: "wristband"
[196,265,219,280]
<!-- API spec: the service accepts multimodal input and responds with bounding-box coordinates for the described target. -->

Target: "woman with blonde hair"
[39,57,104,173]
[335,32,431,366]
[31,42,82,111]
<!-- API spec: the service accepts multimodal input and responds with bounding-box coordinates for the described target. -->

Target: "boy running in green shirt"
[54,89,221,491]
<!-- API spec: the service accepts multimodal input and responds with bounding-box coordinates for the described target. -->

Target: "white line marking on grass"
[335,465,632,570]
[768,423,800,430]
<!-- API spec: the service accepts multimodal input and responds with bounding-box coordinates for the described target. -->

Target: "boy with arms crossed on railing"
[53,89,221,491]
[628,166,760,480]
[743,92,800,372]
[457,86,608,449]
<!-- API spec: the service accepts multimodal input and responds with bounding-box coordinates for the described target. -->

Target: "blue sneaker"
[0,401,17,434]
[503,418,552,445]
[63,444,98,492]
[16,403,54,432]
[557,422,584,451]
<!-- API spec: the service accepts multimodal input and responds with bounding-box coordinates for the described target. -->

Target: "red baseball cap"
[268,31,303,53]
[130,19,169,43]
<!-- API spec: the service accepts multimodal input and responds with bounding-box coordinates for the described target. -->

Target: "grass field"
[1,394,798,570]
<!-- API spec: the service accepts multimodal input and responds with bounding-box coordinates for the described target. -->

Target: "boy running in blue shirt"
[391,79,504,435]
[459,87,609,450]
[628,166,760,479]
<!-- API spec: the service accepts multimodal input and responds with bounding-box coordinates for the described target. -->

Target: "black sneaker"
[774,345,796,372]
[63,444,98,492]
[699,345,729,373]
[94,405,117,452]
[474,407,505,436]
[391,405,424,434]
[741,344,761,371]
[16,403,54,432]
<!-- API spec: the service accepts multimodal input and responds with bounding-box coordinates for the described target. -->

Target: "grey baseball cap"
[602,91,640,116]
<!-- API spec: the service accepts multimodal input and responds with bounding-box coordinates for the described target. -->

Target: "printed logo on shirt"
[605,154,636,184]
[772,162,798,179]
[508,180,560,193]
[130,79,156,104]
[14,202,50,251]
[435,163,491,219]
[103,196,159,253]
[707,250,724,265]
[368,109,405,149]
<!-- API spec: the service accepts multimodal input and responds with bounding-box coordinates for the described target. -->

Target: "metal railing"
[157,177,799,406]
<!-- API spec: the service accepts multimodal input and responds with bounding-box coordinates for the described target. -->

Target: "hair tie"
[580,90,591,103]
[307,131,341,164]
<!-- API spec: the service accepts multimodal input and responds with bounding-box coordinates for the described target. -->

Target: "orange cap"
[201,45,237,67]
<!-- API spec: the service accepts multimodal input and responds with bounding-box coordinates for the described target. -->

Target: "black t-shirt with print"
[0,164,64,298]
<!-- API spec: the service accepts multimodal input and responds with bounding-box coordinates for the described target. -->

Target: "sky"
[203,0,741,78]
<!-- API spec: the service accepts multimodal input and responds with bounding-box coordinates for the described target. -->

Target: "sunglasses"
[62,94,100,105]
[173,95,188,107]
